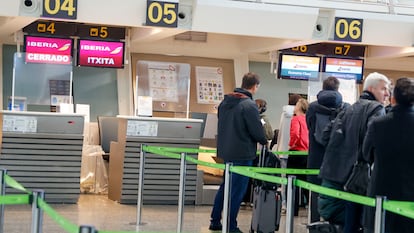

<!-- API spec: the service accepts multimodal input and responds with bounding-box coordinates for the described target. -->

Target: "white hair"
[363,72,391,90]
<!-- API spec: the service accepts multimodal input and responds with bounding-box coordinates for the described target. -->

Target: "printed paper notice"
[148,63,179,102]
[196,66,224,104]
[126,121,158,137]
[137,96,153,117]
[3,115,37,133]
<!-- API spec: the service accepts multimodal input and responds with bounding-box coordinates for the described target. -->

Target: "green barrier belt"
[0,194,30,205]
[145,146,216,154]
[295,179,375,207]
[231,166,287,185]
[143,145,308,156]
[383,200,414,220]
[273,151,308,156]
[37,198,79,233]
[247,167,319,175]
[5,174,30,194]
[143,145,181,159]
[185,156,225,170]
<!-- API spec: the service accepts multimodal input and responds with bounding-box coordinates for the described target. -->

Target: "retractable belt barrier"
[0,144,413,233]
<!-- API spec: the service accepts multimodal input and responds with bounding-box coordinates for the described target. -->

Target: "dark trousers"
[287,155,308,216]
[310,191,321,223]
[210,160,253,231]
[344,201,363,233]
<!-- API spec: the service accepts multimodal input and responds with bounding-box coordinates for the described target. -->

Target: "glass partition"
[11,52,73,111]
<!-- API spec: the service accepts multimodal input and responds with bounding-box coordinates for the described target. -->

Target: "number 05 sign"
[146,0,178,28]
[334,17,363,42]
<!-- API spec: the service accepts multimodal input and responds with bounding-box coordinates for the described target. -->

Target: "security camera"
[24,0,32,7]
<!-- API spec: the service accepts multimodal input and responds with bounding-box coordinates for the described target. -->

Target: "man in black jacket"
[209,72,267,233]
[318,72,390,233]
[306,76,348,223]
[362,77,414,233]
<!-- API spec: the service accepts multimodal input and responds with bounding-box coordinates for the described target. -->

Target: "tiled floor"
[2,194,309,233]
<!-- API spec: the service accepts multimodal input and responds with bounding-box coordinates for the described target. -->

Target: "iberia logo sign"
[25,36,73,65]
[78,40,124,68]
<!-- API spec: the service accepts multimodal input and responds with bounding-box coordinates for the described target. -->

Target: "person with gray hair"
[362,77,414,233]
[318,72,390,233]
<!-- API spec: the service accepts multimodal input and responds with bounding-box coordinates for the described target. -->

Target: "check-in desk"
[108,116,202,204]
[0,111,84,203]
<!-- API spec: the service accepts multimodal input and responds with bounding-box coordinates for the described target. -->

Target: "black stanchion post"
[286,175,296,233]
[222,163,232,233]
[0,169,7,233]
[136,144,146,227]
[78,225,96,233]
[177,152,187,233]
[374,196,386,233]
[31,189,44,233]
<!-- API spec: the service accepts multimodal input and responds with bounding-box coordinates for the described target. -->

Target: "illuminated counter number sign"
[77,25,126,40]
[42,0,78,20]
[23,21,77,37]
[146,0,178,28]
[334,17,363,42]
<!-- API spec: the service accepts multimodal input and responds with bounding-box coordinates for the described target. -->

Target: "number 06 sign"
[334,17,363,42]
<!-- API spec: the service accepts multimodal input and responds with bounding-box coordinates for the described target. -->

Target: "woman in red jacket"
[288,98,309,216]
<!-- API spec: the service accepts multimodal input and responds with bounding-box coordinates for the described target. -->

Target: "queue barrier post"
[136,144,146,226]
[286,175,296,233]
[0,169,7,233]
[78,225,96,233]
[222,163,232,233]
[31,189,44,233]
[177,152,187,233]
[374,196,386,233]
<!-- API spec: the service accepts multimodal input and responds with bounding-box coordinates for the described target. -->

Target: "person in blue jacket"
[209,72,268,233]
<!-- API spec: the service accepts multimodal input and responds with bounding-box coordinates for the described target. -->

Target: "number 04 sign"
[334,17,363,42]
[42,0,77,19]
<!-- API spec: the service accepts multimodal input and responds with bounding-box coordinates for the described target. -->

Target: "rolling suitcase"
[250,146,282,233]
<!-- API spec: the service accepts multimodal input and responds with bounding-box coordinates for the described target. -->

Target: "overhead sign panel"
[77,39,125,68]
[24,35,73,65]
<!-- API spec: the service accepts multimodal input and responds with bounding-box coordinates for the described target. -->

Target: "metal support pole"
[136,145,146,226]
[374,196,386,233]
[222,163,232,233]
[177,152,187,233]
[285,176,296,233]
[78,225,96,233]
[0,169,7,233]
[31,189,45,233]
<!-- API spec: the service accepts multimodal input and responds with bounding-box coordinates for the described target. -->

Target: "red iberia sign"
[24,35,73,65]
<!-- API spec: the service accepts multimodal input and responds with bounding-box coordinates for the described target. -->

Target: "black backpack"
[314,103,347,146]
[254,148,281,190]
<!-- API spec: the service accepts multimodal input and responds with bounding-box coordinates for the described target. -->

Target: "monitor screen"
[77,39,125,68]
[24,35,73,65]
[278,53,321,80]
[323,57,364,83]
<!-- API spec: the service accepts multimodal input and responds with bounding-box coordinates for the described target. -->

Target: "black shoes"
[209,223,222,231]
[209,223,243,233]
[229,227,243,233]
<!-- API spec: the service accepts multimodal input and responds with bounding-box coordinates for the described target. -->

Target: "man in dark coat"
[363,77,414,233]
[318,72,390,233]
[306,76,348,223]
[210,72,267,233]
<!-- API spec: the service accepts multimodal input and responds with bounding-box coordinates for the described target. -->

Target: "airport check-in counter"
[0,111,84,203]
[108,116,202,204]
